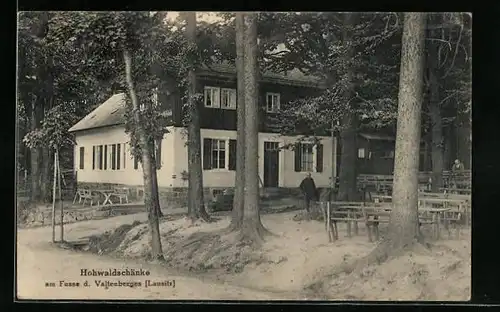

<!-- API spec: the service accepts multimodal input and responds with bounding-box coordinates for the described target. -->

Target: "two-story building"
[68,64,337,207]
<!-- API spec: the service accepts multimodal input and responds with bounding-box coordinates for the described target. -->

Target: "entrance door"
[263,142,280,187]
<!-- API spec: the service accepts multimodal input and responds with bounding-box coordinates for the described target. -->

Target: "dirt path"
[16,213,288,300]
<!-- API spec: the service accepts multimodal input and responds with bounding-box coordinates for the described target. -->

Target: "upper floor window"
[204,86,221,108]
[204,86,236,110]
[221,88,236,109]
[266,92,280,113]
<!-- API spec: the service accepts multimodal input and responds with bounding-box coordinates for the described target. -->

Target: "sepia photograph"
[16,11,471,301]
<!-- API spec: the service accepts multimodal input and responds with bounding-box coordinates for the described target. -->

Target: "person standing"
[299,172,319,213]
[450,159,465,189]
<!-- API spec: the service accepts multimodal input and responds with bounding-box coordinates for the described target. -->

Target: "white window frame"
[220,88,236,110]
[299,142,316,173]
[266,92,280,113]
[204,86,221,108]
[209,138,229,170]
[358,148,366,159]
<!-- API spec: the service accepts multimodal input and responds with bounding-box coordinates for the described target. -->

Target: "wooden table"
[419,197,469,229]
[419,206,452,239]
[93,189,115,206]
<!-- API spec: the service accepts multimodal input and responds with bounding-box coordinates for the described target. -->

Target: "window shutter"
[111,144,116,170]
[134,155,139,170]
[79,147,84,170]
[228,139,237,171]
[316,144,323,173]
[123,144,126,169]
[104,145,108,170]
[117,143,121,170]
[92,146,95,170]
[294,143,302,172]
[156,139,162,169]
[203,138,212,170]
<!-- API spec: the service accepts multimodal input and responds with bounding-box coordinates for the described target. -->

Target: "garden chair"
[111,187,129,204]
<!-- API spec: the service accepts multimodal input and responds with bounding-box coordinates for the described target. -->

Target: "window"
[358,148,366,159]
[204,86,220,108]
[93,145,103,170]
[79,147,85,170]
[92,144,124,171]
[203,138,231,170]
[109,144,121,170]
[221,88,236,109]
[294,142,323,173]
[300,143,314,172]
[266,92,280,113]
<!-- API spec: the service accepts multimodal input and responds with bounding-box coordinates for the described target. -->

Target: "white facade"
[74,125,337,188]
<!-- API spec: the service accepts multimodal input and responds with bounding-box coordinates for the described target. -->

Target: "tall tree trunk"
[30,95,41,202]
[240,13,269,243]
[150,142,163,219]
[123,49,164,260]
[228,12,246,231]
[337,13,358,201]
[337,112,358,201]
[185,12,209,222]
[31,11,50,203]
[385,12,427,248]
[40,54,56,203]
[456,108,471,169]
[427,21,444,192]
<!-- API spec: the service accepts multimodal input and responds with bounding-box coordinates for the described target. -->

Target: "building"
[68,65,337,207]
[354,133,430,176]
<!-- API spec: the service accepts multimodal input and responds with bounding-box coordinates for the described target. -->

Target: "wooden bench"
[321,201,366,242]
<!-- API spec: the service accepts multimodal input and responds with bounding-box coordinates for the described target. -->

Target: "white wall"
[172,128,336,188]
[74,125,176,187]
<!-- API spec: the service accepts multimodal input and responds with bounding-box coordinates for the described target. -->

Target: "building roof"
[198,63,326,89]
[359,133,395,141]
[68,93,126,133]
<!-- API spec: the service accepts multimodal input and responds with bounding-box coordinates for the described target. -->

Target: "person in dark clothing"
[299,173,319,212]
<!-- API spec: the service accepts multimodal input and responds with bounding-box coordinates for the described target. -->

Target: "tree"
[422,13,472,190]
[336,13,358,201]
[239,13,270,244]
[228,12,246,231]
[257,13,401,197]
[124,48,164,260]
[184,12,210,222]
[384,12,427,249]
[44,11,168,259]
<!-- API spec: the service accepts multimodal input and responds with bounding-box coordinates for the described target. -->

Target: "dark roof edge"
[196,69,327,89]
[69,122,125,134]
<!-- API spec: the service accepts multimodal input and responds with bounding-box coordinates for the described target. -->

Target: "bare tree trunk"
[337,113,358,201]
[337,13,358,201]
[240,13,269,244]
[185,12,209,223]
[123,49,164,260]
[426,23,445,192]
[385,12,427,248]
[228,12,246,231]
[30,96,41,202]
[149,142,163,219]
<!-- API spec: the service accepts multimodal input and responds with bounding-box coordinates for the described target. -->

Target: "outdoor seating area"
[322,171,471,243]
[72,186,132,208]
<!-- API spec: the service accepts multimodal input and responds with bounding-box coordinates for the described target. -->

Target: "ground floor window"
[203,138,234,170]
